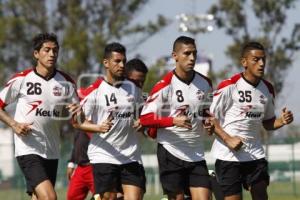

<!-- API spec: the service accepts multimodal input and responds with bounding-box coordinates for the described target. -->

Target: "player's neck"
[175,68,194,83]
[242,72,260,85]
[35,64,55,79]
[106,74,124,86]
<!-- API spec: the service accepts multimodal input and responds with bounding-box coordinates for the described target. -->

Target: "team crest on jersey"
[196,90,205,100]
[126,94,135,102]
[53,86,63,96]
[259,95,266,104]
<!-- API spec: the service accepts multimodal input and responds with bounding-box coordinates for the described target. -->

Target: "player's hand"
[280,107,293,125]
[203,111,215,135]
[66,103,82,116]
[98,113,114,133]
[173,115,192,129]
[224,135,243,151]
[133,119,144,132]
[67,167,75,181]
[12,121,33,136]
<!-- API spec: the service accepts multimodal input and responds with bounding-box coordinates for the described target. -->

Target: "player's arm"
[263,107,293,130]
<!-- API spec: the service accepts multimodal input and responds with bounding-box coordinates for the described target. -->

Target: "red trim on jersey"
[149,71,173,96]
[147,127,157,139]
[262,79,275,98]
[5,68,33,87]
[140,113,173,128]
[77,78,104,100]
[217,73,242,90]
[0,99,6,109]
[195,72,213,88]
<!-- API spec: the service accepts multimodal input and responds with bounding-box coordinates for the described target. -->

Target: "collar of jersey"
[173,70,195,85]
[241,73,260,88]
[103,78,124,88]
[34,67,57,81]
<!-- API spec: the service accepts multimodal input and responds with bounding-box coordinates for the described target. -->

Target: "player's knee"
[250,181,268,200]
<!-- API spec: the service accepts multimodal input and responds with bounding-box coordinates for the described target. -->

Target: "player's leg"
[92,163,120,200]
[188,160,211,200]
[121,162,145,200]
[242,158,269,200]
[215,159,242,200]
[16,154,58,200]
[157,144,187,200]
[67,166,90,200]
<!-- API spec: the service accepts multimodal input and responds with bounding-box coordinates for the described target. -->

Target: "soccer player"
[209,42,294,200]
[66,58,148,200]
[140,36,212,200]
[0,33,78,200]
[69,43,146,200]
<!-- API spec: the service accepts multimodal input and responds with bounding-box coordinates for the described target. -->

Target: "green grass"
[0,182,299,200]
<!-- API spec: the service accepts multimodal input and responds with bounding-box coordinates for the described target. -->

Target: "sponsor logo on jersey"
[53,86,62,96]
[35,108,60,117]
[26,100,42,115]
[239,105,262,118]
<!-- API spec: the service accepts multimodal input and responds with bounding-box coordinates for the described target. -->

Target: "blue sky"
[127,0,300,125]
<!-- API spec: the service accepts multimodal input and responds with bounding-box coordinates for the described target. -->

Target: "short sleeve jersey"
[82,79,143,165]
[141,70,212,162]
[210,73,275,161]
[0,68,79,159]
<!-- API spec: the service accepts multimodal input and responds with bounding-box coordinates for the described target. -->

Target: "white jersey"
[0,68,79,159]
[141,70,212,162]
[82,79,143,165]
[210,73,275,162]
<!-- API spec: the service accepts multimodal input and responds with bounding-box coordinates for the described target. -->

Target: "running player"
[0,33,78,200]
[140,36,212,200]
[69,43,146,200]
[209,42,293,200]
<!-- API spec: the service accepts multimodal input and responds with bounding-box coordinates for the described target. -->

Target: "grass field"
[0,182,299,200]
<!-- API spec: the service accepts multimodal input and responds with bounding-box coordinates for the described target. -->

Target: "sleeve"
[140,86,173,128]
[263,93,275,121]
[203,85,213,117]
[81,89,97,121]
[210,85,233,123]
[0,76,24,109]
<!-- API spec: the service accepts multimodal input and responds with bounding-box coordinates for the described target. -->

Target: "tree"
[208,0,300,94]
[0,0,168,85]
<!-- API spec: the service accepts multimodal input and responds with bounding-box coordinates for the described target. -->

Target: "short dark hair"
[241,42,265,58]
[173,36,195,52]
[33,33,59,51]
[125,58,148,75]
[104,42,126,59]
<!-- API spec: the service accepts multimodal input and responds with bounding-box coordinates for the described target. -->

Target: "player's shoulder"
[194,71,212,88]
[5,68,33,86]
[149,71,174,96]
[78,77,104,99]
[56,69,76,84]
[261,78,275,97]
[217,73,242,90]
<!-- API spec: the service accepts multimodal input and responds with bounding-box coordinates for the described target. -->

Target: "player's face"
[127,70,146,88]
[242,49,266,80]
[34,41,59,69]
[104,51,126,80]
[173,43,197,73]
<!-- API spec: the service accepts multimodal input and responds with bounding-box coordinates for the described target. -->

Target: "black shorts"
[215,158,270,196]
[16,154,58,195]
[157,144,211,195]
[92,162,146,194]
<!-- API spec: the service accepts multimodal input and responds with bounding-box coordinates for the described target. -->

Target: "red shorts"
[67,165,94,200]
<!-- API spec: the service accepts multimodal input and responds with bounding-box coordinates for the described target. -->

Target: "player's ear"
[103,59,109,69]
[33,50,39,60]
[172,51,178,62]
[241,57,247,69]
